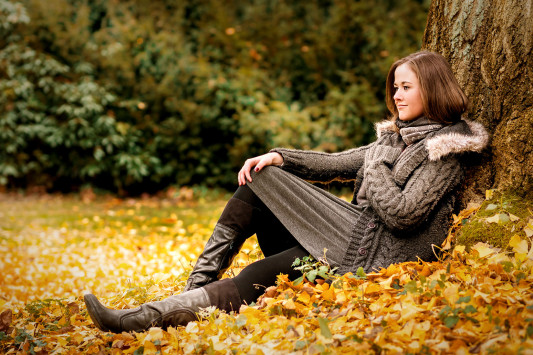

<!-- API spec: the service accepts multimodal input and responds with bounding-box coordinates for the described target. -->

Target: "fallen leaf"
[508,213,520,222]
[509,235,528,254]
[485,213,510,224]
[471,242,496,258]
[0,309,12,332]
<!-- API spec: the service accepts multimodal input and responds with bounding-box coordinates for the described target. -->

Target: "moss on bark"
[456,190,533,250]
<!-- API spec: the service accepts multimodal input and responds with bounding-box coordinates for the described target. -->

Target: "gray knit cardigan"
[271,119,489,274]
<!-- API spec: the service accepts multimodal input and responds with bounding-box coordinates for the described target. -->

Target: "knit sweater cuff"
[269,148,298,169]
[269,148,287,167]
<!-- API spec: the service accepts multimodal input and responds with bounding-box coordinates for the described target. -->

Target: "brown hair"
[385,51,468,125]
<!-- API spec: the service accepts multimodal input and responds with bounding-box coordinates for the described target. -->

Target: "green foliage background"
[0,0,428,194]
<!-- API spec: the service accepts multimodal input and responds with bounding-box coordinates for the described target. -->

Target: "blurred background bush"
[0,0,428,194]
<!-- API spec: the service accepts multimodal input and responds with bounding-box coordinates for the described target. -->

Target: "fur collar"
[375,118,490,161]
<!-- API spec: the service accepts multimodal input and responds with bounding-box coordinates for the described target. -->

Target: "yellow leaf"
[443,284,459,304]
[395,319,414,338]
[452,245,466,260]
[56,337,68,346]
[485,214,507,224]
[471,242,496,258]
[509,235,528,254]
[364,283,381,294]
[426,296,437,311]
[412,320,431,341]
[420,265,432,277]
[316,282,329,291]
[282,299,296,310]
[508,213,520,222]
[485,190,494,200]
[209,335,225,351]
[69,314,79,326]
[185,322,199,333]
[515,253,528,263]
[87,345,99,353]
[407,340,421,352]
[72,333,84,345]
[166,326,179,338]
[369,300,383,313]
[400,304,423,321]
[321,287,336,301]
[500,283,513,291]
[452,213,460,224]
[473,290,491,303]
[349,308,365,320]
[148,327,164,341]
[142,340,158,354]
[336,291,347,303]
[454,245,465,255]
[297,291,310,304]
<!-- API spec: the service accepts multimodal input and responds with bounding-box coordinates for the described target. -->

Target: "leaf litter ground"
[0,192,532,354]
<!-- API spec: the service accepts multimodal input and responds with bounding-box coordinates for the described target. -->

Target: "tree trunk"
[423,0,533,203]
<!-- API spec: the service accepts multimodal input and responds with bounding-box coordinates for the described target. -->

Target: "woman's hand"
[238,152,283,185]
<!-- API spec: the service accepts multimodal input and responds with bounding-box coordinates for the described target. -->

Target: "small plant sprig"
[291,251,338,285]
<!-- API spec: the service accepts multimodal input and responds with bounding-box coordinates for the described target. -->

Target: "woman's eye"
[403,86,409,90]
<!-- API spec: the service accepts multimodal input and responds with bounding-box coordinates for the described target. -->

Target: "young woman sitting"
[84,51,489,333]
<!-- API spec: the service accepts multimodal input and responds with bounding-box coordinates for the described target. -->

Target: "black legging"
[228,185,310,304]
[233,246,308,304]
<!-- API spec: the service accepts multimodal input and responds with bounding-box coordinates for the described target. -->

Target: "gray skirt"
[247,166,363,268]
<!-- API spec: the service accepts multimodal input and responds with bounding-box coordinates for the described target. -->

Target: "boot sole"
[84,294,110,332]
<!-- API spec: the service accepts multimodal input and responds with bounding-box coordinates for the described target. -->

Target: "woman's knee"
[232,184,257,204]
[249,165,279,182]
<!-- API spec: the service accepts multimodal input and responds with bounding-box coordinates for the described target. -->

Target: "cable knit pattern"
[365,154,462,231]
[261,118,490,275]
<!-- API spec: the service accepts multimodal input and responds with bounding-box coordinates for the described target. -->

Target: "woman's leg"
[233,245,309,304]
[84,245,310,333]
[185,184,299,291]
[85,278,241,333]
[233,184,300,257]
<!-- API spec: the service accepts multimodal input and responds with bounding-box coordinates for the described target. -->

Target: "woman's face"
[393,64,424,121]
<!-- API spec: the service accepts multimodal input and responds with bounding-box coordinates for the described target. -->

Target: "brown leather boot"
[184,223,247,291]
[84,279,241,333]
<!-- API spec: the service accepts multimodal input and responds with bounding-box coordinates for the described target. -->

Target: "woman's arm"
[365,149,463,232]
[269,143,374,184]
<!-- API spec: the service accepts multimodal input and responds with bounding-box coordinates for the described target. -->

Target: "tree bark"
[423,0,533,202]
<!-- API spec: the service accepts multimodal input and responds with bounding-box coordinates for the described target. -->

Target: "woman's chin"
[398,114,421,121]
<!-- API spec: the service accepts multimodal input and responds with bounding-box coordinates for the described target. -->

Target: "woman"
[84,51,489,333]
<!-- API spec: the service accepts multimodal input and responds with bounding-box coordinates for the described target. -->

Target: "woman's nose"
[394,90,401,101]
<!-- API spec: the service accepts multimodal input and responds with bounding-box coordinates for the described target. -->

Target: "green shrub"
[0,0,428,193]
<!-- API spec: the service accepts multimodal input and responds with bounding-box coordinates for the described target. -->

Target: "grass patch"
[0,187,232,235]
